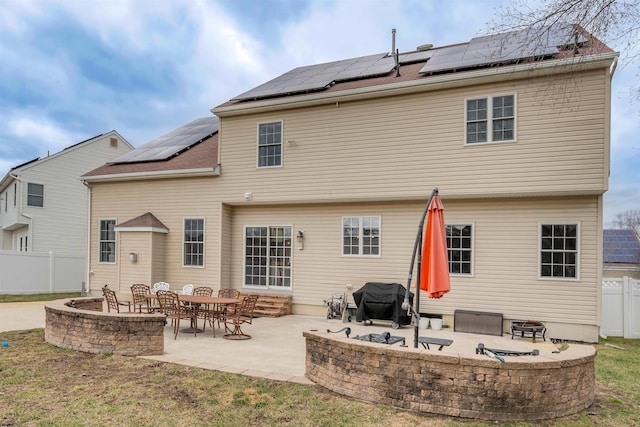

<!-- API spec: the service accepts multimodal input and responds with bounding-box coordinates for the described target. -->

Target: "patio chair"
[223,294,259,340]
[151,282,170,294]
[190,286,214,331]
[156,290,197,339]
[216,288,241,328]
[177,284,194,295]
[130,283,153,313]
[102,285,132,313]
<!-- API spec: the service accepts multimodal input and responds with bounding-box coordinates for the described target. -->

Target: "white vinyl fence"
[601,277,640,338]
[0,250,85,294]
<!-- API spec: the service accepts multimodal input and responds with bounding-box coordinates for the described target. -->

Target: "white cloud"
[7,115,83,154]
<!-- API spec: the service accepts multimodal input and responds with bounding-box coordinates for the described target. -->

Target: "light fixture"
[128,252,138,263]
[296,230,304,250]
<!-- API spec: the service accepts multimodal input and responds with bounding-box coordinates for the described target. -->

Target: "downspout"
[82,179,92,296]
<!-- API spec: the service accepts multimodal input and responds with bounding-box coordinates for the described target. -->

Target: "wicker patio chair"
[102,285,131,313]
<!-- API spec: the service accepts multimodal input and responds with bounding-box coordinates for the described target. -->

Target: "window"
[99,219,116,263]
[540,223,578,279]
[27,183,44,207]
[342,216,380,256]
[257,121,282,167]
[244,226,292,288]
[13,183,16,206]
[183,218,204,267]
[466,94,515,143]
[446,224,472,274]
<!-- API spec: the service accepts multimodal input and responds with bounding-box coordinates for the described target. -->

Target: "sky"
[1,0,638,226]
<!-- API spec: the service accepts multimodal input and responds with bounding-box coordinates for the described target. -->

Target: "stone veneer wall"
[304,333,595,422]
[45,298,165,356]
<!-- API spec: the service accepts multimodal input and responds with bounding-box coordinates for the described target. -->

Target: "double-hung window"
[99,219,116,263]
[540,223,578,279]
[342,216,380,256]
[466,94,515,144]
[446,224,473,274]
[27,183,44,207]
[244,226,292,288]
[183,218,204,267]
[257,121,282,167]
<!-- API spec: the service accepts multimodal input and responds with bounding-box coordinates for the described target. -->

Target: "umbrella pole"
[403,188,438,348]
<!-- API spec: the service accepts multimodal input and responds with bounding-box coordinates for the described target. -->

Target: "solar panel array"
[420,23,585,74]
[233,53,397,101]
[603,229,640,264]
[111,116,219,164]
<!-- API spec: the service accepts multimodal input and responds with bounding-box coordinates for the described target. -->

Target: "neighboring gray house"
[0,132,133,293]
[603,229,640,279]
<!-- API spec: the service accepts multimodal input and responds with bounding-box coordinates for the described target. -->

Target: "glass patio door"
[244,226,292,289]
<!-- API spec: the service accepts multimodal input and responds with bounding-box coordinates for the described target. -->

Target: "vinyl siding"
[87,177,220,293]
[229,196,599,326]
[217,69,608,204]
[16,133,131,255]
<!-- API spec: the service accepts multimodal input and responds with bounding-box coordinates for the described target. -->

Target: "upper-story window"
[342,216,380,256]
[13,183,17,206]
[466,94,515,144]
[446,224,473,275]
[257,121,282,167]
[27,183,44,207]
[183,218,204,267]
[540,223,578,279]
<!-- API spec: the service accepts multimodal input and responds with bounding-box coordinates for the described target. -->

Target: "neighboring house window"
[466,94,515,143]
[257,121,282,167]
[244,226,292,288]
[183,218,204,267]
[446,224,473,274]
[27,183,44,207]
[342,216,380,256]
[13,183,16,206]
[540,223,578,279]
[99,219,116,263]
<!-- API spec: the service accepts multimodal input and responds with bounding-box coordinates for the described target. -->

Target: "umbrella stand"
[402,188,439,348]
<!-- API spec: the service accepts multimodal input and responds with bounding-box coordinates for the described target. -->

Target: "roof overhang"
[114,226,169,233]
[213,52,619,117]
[82,165,221,183]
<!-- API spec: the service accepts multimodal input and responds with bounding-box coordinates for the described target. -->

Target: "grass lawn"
[0,295,638,426]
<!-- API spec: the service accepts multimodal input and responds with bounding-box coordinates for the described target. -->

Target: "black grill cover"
[352,282,413,325]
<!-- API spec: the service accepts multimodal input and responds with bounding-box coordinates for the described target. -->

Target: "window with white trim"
[342,216,380,256]
[27,183,44,207]
[257,121,282,167]
[466,94,515,144]
[244,226,292,288]
[446,224,472,274]
[183,218,204,267]
[99,219,116,263]
[540,223,578,279]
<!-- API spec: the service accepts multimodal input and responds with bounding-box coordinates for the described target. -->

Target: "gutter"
[213,52,619,117]
[82,165,221,183]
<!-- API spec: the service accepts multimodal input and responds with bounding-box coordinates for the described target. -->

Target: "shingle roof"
[116,212,168,231]
[217,23,613,108]
[603,229,640,264]
[82,117,218,178]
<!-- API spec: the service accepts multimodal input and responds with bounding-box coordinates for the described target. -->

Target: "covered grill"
[352,282,413,328]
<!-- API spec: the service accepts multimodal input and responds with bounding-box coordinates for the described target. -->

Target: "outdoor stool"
[418,336,453,350]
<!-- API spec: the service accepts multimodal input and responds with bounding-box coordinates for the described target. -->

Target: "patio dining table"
[145,293,241,336]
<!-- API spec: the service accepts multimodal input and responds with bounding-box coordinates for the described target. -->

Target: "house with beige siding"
[83,25,617,342]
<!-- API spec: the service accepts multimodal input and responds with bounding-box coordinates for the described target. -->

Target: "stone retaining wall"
[45,298,165,356]
[304,332,595,422]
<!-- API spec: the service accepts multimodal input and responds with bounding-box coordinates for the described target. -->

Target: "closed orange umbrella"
[419,195,450,299]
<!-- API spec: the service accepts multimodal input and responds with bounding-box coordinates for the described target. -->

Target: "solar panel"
[233,53,395,101]
[603,229,640,264]
[111,116,218,163]
[420,23,577,74]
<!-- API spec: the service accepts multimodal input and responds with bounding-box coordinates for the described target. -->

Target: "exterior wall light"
[128,252,138,263]
[296,230,304,250]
